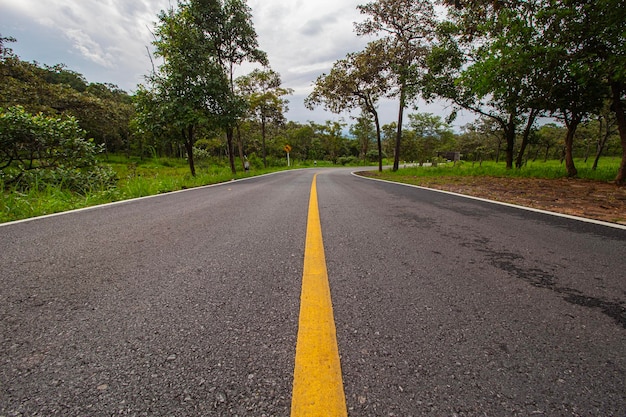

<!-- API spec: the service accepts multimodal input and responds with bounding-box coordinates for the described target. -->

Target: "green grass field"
[1,156,622,224]
[373,157,622,183]
[0,156,280,224]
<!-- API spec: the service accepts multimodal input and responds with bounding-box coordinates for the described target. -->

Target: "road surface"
[1,168,625,416]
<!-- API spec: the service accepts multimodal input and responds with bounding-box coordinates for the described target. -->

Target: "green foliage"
[337,156,359,166]
[0,106,117,192]
[236,68,292,167]
[135,0,267,176]
[0,154,281,223]
[425,0,626,178]
[0,51,133,153]
[366,149,386,162]
[355,0,438,171]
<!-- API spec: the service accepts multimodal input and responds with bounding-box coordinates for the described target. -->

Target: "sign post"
[284,145,292,167]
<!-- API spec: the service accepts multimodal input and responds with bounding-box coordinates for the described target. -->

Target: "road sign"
[284,145,292,153]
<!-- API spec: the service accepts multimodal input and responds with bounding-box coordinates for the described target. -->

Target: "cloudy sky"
[0,0,473,129]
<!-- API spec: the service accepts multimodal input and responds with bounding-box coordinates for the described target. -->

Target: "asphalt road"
[1,168,625,416]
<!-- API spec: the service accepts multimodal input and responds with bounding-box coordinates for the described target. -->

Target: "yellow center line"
[291,174,347,417]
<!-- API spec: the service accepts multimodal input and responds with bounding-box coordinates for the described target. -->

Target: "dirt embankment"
[365,174,626,225]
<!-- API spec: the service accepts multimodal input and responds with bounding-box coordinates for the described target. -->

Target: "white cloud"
[63,28,115,68]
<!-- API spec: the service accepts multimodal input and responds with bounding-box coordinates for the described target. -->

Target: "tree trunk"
[583,139,591,163]
[261,116,267,168]
[183,126,196,177]
[611,81,626,185]
[393,86,406,172]
[236,125,246,170]
[592,117,611,171]
[563,115,581,178]
[226,126,236,175]
[495,135,503,164]
[515,109,538,168]
[364,95,383,172]
[374,109,383,172]
[504,115,516,169]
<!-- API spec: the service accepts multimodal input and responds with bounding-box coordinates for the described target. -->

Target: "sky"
[0,0,475,130]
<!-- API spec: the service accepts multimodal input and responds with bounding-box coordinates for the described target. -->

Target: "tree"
[350,113,376,163]
[559,0,626,183]
[0,106,116,192]
[535,123,564,162]
[142,2,232,176]
[534,1,606,177]
[425,1,543,170]
[590,105,619,170]
[236,69,292,168]
[315,121,348,164]
[436,0,624,179]
[306,41,390,171]
[284,122,317,162]
[407,112,455,163]
[356,0,437,171]
[192,0,267,174]
[1,41,134,156]
[458,117,505,163]
[0,34,16,58]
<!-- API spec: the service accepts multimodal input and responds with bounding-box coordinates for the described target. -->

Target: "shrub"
[338,156,358,166]
[0,106,117,193]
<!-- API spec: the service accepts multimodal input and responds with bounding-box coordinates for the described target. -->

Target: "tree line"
[308,0,626,183]
[2,0,625,192]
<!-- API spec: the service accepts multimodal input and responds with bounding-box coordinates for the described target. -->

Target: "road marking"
[291,174,347,417]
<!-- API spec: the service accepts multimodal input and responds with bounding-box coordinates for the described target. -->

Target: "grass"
[2,156,621,224]
[0,156,290,224]
[366,157,622,183]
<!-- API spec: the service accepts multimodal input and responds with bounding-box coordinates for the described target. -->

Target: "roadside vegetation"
[366,158,623,184]
[1,0,625,223]
[0,155,344,224]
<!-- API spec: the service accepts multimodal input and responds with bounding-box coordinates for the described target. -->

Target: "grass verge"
[0,156,291,224]
[361,158,622,184]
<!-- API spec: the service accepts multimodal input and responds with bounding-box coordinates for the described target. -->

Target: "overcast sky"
[0,0,474,129]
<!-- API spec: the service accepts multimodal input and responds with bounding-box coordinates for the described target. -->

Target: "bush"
[16,165,117,193]
[366,149,386,162]
[0,106,117,193]
[192,146,213,161]
[338,156,358,166]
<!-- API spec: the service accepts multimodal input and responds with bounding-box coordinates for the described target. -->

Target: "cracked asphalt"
[1,168,625,416]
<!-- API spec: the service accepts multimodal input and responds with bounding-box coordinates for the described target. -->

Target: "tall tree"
[552,0,626,183]
[350,112,377,163]
[146,2,231,176]
[407,112,455,163]
[534,0,606,177]
[424,1,543,169]
[355,0,436,171]
[236,69,292,168]
[305,41,390,171]
[191,0,267,174]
